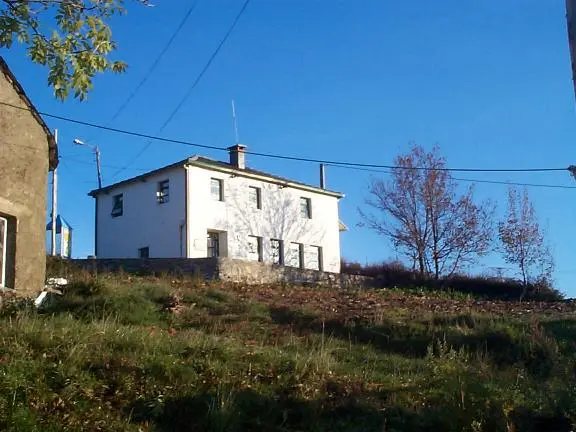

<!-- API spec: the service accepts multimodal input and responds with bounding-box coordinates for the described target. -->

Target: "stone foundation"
[71,257,374,288]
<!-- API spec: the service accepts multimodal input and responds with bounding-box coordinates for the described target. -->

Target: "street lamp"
[73,139,102,189]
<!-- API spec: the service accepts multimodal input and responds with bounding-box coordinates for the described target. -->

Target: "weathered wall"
[71,258,373,288]
[0,72,49,293]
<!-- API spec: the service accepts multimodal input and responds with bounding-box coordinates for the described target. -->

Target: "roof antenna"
[231,100,240,144]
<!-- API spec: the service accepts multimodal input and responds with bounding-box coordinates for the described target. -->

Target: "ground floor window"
[288,242,304,269]
[0,217,6,287]
[306,245,323,271]
[138,246,149,259]
[207,232,220,258]
[247,236,263,262]
[0,215,15,288]
[271,239,284,265]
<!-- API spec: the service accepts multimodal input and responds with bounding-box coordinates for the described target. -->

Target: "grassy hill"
[1,271,576,431]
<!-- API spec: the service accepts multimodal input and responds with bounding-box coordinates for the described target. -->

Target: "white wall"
[186,166,342,273]
[96,168,186,258]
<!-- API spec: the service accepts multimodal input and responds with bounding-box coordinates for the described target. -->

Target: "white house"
[89,145,346,273]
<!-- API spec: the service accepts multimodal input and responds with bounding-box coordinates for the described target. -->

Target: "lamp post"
[73,139,102,189]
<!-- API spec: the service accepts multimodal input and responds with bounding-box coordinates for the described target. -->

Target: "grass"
[0,271,576,431]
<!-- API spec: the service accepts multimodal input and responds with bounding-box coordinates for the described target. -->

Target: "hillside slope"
[1,274,576,431]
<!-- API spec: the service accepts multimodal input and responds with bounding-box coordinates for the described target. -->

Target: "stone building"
[0,57,58,292]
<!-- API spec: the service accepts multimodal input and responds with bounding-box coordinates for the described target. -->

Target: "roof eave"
[0,57,58,171]
[187,159,344,198]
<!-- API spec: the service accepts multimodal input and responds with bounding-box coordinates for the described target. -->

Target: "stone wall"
[0,63,51,293]
[71,258,374,288]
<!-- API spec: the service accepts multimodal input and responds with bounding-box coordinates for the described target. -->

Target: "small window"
[249,186,262,209]
[289,242,304,269]
[157,180,169,204]
[306,245,323,271]
[0,217,6,287]
[0,215,15,288]
[247,236,263,262]
[111,194,123,217]
[207,232,220,257]
[271,239,284,265]
[300,197,312,219]
[138,247,149,259]
[211,178,224,201]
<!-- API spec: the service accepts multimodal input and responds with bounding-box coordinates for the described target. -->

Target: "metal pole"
[51,129,58,256]
[95,147,102,189]
[320,163,326,189]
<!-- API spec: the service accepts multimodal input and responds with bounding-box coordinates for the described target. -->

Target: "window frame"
[247,235,263,262]
[157,179,170,204]
[210,178,224,201]
[249,186,262,210]
[306,245,323,271]
[271,238,284,265]
[0,217,6,287]
[207,231,220,258]
[300,197,312,219]
[138,246,150,259]
[111,193,123,218]
[289,242,305,269]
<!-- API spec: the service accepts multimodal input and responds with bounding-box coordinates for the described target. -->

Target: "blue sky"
[4,1,576,295]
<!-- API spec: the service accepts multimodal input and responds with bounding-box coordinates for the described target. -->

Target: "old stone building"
[0,57,58,293]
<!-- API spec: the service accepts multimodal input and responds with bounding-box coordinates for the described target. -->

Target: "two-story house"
[89,145,345,273]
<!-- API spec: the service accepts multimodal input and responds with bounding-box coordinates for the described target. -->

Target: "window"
[271,239,284,265]
[211,178,224,201]
[138,247,149,259]
[207,232,220,257]
[306,246,323,271]
[249,186,262,209]
[111,194,123,217]
[288,242,304,269]
[0,215,15,288]
[300,197,312,219]
[0,217,6,287]
[157,180,169,204]
[247,236,263,262]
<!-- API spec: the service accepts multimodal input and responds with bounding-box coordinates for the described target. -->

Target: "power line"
[91,1,199,137]
[325,164,576,190]
[110,0,252,179]
[0,99,572,175]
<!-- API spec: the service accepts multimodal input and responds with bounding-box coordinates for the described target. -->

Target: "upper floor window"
[157,180,169,204]
[249,186,262,209]
[111,194,123,217]
[211,178,224,201]
[300,197,312,219]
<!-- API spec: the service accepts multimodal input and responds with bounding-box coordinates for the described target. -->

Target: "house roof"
[89,155,345,199]
[0,57,58,170]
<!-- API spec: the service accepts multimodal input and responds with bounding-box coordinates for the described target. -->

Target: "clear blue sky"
[4,0,576,295]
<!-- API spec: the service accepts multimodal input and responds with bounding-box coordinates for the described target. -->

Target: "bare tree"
[498,187,554,300]
[359,144,494,280]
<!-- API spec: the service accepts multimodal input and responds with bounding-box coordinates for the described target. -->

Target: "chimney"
[320,163,326,189]
[228,144,247,169]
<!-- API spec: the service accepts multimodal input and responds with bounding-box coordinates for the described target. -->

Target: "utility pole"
[73,138,102,189]
[50,129,58,256]
[95,147,102,189]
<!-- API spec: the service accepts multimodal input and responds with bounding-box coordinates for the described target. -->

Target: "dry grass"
[0,271,575,431]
